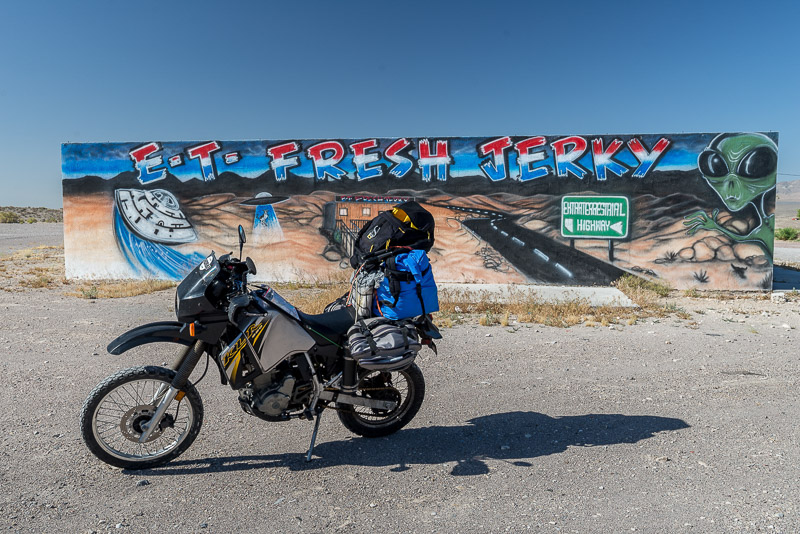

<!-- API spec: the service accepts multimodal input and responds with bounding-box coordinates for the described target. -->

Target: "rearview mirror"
[238,225,246,259]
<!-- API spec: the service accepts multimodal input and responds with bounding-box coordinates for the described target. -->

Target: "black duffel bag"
[349,201,435,268]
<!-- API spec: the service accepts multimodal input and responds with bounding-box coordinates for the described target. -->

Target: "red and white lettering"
[267,141,301,181]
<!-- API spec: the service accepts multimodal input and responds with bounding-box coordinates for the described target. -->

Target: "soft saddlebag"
[347,317,420,371]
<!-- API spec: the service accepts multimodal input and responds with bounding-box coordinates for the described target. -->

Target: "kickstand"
[306,410,323,462]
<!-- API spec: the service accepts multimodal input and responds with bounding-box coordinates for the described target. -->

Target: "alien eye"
[736,146,777,179]
[698,150,728,178]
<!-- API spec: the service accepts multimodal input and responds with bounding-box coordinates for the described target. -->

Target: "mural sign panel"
[61,132,778,290]
[561,196,629,239]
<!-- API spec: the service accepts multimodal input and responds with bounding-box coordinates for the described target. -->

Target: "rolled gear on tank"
[349,269,384,319]
[347,317,421,371]
[322,270,384,318]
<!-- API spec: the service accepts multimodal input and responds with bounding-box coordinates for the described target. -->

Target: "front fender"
[107,321,194,355]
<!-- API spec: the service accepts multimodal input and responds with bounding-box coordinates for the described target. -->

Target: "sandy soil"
[0,223,64,256]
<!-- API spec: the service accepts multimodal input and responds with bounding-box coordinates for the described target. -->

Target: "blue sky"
[1,0,798,208]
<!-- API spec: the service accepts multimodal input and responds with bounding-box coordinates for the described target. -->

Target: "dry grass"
[0,245,176,299]
[67,280,176,299]
[20,274,52,288]
[678,289,769,301]
[272,269,351,291]
[284,283,350,314]
[0,245,718,326]
[268,270,351,314]
[432,273,696,328]
[0,246,65,291]
[0,206,62,223]
[612,274,671,307]
[437,286,645,328]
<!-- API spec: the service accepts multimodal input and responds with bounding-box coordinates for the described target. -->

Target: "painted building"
[61,132,778,290]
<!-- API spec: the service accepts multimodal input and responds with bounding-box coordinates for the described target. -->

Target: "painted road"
[439,204,626,285]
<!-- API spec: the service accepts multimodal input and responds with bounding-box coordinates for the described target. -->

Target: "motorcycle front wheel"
[337,363,425,438]
[80,366,203,469]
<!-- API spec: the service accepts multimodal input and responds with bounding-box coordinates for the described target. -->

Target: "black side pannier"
[349,201,435,268]
[347,317,421,371]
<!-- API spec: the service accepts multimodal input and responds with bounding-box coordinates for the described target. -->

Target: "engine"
[238,371,298,421]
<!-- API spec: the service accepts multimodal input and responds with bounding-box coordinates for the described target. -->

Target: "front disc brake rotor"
[119,405,164,443]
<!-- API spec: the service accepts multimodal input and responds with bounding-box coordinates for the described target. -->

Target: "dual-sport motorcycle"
[80,226,440,469]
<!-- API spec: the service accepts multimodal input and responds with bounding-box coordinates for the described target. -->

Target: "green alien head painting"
[684,132,777,259]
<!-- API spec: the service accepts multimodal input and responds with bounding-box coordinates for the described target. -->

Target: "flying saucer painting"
[240,192,289,206]
[114,188,197,245]
[113,188,204,280]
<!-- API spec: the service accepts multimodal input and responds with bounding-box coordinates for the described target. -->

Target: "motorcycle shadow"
[137,411,689,477]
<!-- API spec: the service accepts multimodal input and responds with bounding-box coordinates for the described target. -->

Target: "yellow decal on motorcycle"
[221,320,269,379]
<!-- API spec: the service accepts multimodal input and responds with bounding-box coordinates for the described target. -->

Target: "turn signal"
[189,323,196,337]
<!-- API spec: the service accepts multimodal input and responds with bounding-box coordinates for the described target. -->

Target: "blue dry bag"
[374,249,438,320]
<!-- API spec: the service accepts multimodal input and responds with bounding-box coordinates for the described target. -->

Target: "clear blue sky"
[1,0,798,208]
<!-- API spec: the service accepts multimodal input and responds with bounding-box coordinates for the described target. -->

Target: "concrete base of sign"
[437,283,636,308]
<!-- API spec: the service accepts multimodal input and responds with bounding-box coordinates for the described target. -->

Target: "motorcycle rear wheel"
[337,363,425,438]
[80,366,203,470]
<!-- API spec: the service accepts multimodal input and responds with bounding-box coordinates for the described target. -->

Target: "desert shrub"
[81,285,99,299]
[438,286,640,328]
[70,280,175,299]
[776,227,799,241]
[613,274,671,308]
[21,275,52,288]
[0,211,20,223]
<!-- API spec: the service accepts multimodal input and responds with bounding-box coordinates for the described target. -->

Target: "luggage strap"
[384,255,430,306]
[357,318,410,353]
[357,319,379,354]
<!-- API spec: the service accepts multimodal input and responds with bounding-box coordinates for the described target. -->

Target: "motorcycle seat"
[297,306,356,343]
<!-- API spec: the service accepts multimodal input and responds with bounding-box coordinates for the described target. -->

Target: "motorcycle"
[80,225,440,469]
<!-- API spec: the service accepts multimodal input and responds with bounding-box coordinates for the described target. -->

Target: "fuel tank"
[257,312,315,371]
[219,307,315,388]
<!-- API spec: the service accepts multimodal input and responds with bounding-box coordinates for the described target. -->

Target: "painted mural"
[61,132,778,290]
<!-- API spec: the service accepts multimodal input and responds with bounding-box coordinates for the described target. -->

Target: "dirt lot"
[775,200,800,230]
[1,225,799,533]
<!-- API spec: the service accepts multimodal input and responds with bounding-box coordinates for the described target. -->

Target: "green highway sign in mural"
[561,196,630,239]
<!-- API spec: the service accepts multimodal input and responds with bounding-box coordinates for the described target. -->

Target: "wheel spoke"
[90,375,197,463]
[351,369,413,423]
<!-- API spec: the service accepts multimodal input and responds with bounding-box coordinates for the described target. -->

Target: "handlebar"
[218,254,257,276]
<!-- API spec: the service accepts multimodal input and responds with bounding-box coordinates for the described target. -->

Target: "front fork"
[139,340,207,443]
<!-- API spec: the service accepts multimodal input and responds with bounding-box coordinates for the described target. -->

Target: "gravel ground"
[1,225,799,533]
[0,223,63,256]
[775,241,800,263]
